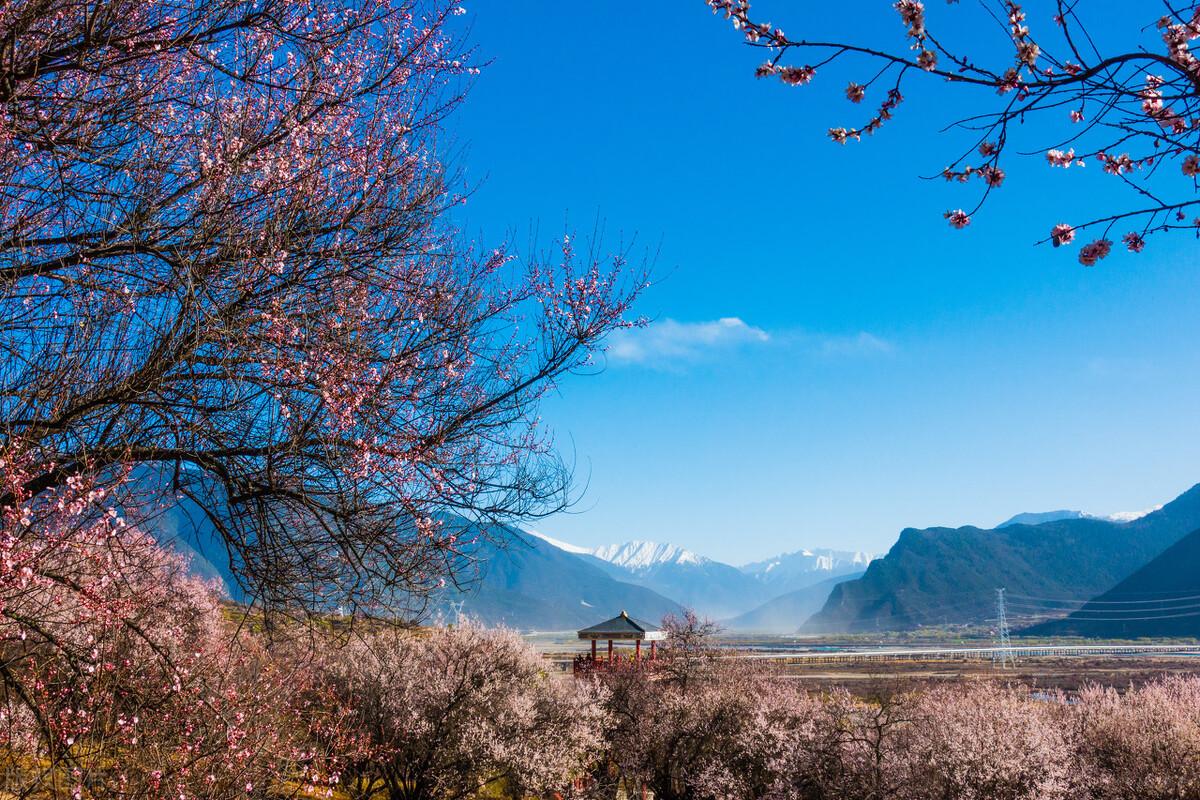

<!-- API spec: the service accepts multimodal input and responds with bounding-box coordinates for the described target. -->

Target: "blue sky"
[448,2,1200,564]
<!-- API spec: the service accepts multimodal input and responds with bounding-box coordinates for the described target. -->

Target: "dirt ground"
[770,654,1200,694]
[543,648,1200,694]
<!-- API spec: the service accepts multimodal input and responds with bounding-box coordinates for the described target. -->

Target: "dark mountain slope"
[128,472,676,630]
[802,484,1200,633]
[725,571,864,633]
[1022,527,1200,639]
[437,530,682,631]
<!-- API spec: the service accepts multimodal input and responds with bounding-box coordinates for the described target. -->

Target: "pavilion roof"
[577,610,666,641]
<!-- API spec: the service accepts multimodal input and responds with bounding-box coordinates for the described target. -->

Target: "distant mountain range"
[803,484,1200,633]
[575,539,762,618]
[740,548,874,591]
[533,537,878,620]
[132,467,1200,638]
[138,478,863,630]
[1022,525,1200,639]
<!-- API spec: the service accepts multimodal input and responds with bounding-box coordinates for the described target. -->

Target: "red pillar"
[591,639,596,661]
[608,639,613,662]
[650,640,657,660]
[635,639,642,661]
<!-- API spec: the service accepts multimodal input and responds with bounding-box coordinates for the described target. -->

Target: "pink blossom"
[981,166,1005,187]
[997,67,1022,94]
[778,65,816,86]
[1046,148,1076,167]
[1078,238,1112,266]
[1050,223,1076,247]
[944,209,971,229]
[1100,152,1135,175]
[828,127,859,144]
[1123,232,1146,252]
[894,0,927,39]
[1017,41,1040,67]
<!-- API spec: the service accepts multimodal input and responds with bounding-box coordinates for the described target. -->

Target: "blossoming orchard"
[1,0,1199,798]
[707,0,1200,265]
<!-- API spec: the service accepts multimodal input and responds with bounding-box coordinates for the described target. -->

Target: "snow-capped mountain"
[740,548,875,595]
[590,540,706,571]
[573,540,760,617]
[1105,505,1163,522]
[522,533,874,620]
[997,505,1163,528]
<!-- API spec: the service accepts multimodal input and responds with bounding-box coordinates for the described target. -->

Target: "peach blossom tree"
[0,511,309,799]
[1074,675,1200,799]
[303,622,607,800]
[0,0,642,616]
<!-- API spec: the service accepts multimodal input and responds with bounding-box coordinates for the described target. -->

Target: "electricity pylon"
[993,588,1017,669]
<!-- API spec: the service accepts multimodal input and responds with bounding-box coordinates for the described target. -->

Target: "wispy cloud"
[605,317,895,369]
[813,331,895,358]
[606,317,770,366]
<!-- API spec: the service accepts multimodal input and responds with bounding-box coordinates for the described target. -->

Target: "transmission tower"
[993,588,1016,669]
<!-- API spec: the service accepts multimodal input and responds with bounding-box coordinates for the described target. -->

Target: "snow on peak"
[590,540,706,570]
[1000,504,1165,528]
[1099,504,1162,523]
[739,547,877,579]
[522,528,592,555]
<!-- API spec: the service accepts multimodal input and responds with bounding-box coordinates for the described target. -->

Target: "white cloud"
[606,317,770,366]
[604,318,895,368]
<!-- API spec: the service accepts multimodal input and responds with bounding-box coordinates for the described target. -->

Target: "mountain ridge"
[803,483,1200,633]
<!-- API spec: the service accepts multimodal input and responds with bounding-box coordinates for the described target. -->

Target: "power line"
[1008,591,1200,605]
[1017,614,1200,623]
[1008,600,1200,614]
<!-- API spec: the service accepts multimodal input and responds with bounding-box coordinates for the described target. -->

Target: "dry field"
[535,633,1200,694]
[770,653,1200,694]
